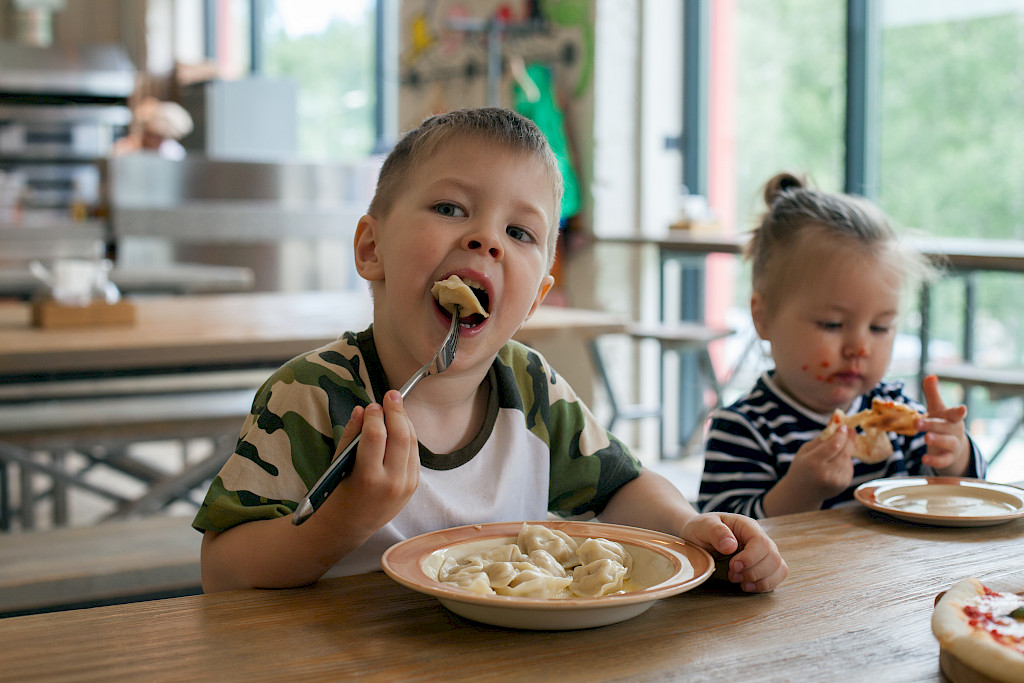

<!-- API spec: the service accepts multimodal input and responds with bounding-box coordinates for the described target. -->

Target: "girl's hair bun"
[763,172,806,206]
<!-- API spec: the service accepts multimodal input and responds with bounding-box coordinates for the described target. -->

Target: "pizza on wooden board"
[932,577,1024,683]
[820,397,922,464]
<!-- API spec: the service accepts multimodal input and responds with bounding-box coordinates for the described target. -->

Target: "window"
[699,0,1024,470]
[879,1,1024,370]
[257,0,377,161]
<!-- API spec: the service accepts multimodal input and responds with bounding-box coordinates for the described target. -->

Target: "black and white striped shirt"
[698,372,985,518]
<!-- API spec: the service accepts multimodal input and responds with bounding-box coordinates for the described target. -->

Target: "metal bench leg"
[588,338,622,432]
[0,441,132,531]
[0,459,9,531]
[675,347,724,458]
[986,404,1024,466]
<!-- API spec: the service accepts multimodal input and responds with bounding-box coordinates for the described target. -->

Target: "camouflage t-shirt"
[192,327,642,575]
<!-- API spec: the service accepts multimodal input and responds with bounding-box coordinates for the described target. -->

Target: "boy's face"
[354,137,556,382]
[751,238,901,414]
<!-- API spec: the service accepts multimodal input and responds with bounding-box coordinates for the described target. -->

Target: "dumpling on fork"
[431,275,489,320]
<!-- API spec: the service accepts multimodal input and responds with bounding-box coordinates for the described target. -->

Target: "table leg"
[0,460,8,531]
[918,282,931,392]
[962,273,977,414]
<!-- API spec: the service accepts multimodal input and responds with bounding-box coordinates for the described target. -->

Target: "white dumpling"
[576,537,633,579]
[516,523,579,568]
[482,562,519,588]
[570,558,627,597]
[476,543,526,564]
[527,549,568,578]
[431,275,488,318]
[437,555,461,582]
[496,570,573,598]
[442,565,495,595]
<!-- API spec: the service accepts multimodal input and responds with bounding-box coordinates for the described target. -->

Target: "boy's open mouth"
[431,275,490,326]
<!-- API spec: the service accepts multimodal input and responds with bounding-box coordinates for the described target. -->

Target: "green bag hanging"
[513,62,581,222]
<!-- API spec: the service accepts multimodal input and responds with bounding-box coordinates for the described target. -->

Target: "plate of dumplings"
[381,520,714,630]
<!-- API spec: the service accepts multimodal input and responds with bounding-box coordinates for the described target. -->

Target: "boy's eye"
[817,321,842,331]
[870,324,892,334]
[506,225,536,243]
[433,202,465,218]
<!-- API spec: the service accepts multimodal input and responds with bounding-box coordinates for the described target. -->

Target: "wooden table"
[1,501,1021,681]
[0,291,625,379]
[0,291,374,379]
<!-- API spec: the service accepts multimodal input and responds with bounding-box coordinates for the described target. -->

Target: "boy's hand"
[680,513,788,593]
[324,390,420,535]
[918,374,972,475]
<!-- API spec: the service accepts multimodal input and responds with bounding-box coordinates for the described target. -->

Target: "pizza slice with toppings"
[932,577,1024,683]
[820,398,922,464]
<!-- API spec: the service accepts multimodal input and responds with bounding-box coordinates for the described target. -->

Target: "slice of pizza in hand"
[431,275,489,320]
[859,398,921,435]
[820,398,923,464]
[850,427,893,464]
[932,577,1024,683]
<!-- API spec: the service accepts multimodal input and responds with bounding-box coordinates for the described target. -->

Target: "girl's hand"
[680,513,789,593]
[918,375,972,475]
[761,425,856,516]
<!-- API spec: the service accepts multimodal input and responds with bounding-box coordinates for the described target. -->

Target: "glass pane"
[879,1,1024,241]
[880,2,1024,389]
[261,0,376,161]
[727,0,846,229]
[708,1,846,396]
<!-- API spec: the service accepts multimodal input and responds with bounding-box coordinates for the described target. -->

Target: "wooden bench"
[0,515,202,618]
[930,363,1024,464]
[0,374,258,530]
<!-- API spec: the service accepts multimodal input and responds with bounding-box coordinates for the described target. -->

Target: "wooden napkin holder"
[31,297,137,328]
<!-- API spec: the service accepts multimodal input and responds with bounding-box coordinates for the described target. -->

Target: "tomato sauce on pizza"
[933,577,1024,682]
[962,587,1024,654]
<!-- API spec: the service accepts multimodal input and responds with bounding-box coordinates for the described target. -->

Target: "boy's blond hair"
[368,107,564,270]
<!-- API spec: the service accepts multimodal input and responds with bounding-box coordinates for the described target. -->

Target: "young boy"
[194,108,788,593]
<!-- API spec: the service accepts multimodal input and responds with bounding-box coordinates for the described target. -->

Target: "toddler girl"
[698,172,985,518]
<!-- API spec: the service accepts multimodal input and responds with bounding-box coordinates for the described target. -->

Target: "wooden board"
[32,298,136,328]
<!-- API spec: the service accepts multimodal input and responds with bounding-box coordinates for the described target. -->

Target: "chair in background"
[590,321,736,459]
[929,364,1024,465]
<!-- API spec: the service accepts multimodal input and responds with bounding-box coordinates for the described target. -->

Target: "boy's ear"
[353,214,385,281]
[750,291,770,340]
[524,274,555,320]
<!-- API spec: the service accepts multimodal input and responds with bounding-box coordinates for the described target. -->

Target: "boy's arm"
[201,513,368,591]
[600,469,788,592]
[599,468,698,536]
[201,394,420,591]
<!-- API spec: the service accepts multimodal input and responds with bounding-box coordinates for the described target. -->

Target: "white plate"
[854,477,1024,527]
[381,520,714,630]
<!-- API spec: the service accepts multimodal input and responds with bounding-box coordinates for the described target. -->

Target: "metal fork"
[293,306,461,525]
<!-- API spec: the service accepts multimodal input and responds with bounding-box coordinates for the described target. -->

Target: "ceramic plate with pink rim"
[854,477,1024,527]
[380,520,714,630]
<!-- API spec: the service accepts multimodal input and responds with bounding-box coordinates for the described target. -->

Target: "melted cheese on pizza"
[964,588,1024,651]
[933,577,1024,682]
